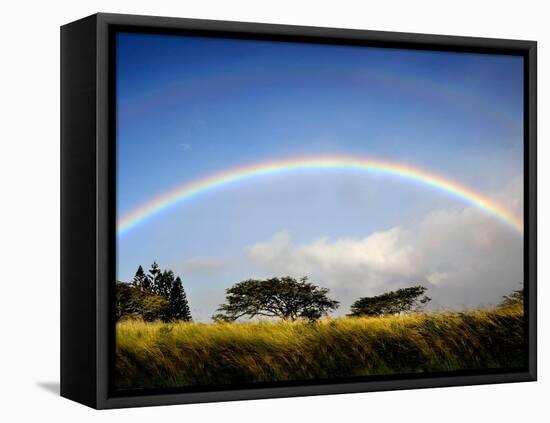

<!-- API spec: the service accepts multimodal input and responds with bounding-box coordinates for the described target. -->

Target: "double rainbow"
[117,155,523,236]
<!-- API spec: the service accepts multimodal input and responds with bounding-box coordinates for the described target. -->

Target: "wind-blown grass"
[115,306,524,391]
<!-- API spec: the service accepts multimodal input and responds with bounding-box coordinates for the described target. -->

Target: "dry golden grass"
[115,306,524,391]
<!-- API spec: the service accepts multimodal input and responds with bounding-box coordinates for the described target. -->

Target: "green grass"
[115,306,524,391]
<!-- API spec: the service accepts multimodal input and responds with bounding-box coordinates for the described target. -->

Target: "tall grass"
[115,306,524,390]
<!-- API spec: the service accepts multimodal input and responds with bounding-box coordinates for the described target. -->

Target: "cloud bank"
[246,180,523,314]
[174,256,225,276]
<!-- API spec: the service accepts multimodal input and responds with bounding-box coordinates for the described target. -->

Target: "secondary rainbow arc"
[117,155,523,236]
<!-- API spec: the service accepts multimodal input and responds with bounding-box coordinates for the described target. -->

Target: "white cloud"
[495,174,524,217]
[174,256,225,276]
[246,182,523,314]
[248,227,417,280]
[425,271,451,286]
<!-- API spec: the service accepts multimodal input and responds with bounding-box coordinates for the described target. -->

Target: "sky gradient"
[116,32,524,321]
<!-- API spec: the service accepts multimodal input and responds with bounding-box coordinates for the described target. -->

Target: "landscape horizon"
[115,31,525,391]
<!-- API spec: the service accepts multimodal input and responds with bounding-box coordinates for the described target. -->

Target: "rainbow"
[117,155,523,236]
[123,68,519,132]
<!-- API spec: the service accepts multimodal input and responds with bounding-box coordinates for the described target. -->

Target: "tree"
[148,261,161,293]
[349,286,431,317]
[499,286,524,308]
[157,270,175,298]
[120,263,193,322]
[140,295,170,322]
[213,276,339,322]
[115,282,142,320]
[115,282,169,322]
[168,276,192,321]
[131,265,150,291]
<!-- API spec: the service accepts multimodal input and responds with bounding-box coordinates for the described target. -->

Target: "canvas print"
[114,32,525,392]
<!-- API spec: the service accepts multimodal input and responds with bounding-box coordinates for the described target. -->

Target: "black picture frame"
[61,12,537,409]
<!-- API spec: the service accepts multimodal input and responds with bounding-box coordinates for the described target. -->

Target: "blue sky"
[116,32,524,320]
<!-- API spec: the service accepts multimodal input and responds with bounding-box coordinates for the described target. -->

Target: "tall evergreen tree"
[148,261,161,294]
[157,270,175,298]
[132,265,149,290]
[168,276,192,321]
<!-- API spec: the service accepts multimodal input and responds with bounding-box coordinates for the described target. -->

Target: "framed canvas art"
[61,13,537,409]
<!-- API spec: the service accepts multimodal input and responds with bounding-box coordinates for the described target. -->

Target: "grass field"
[115,306,524,391]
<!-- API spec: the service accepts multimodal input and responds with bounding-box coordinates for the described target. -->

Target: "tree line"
[116,262,192,322]
[117,262,523,323]
[213,278,432,322]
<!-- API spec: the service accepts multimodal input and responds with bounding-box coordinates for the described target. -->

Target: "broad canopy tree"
[348,286,431,317]
[213,276,339,322]
[499,286,524,308]
[115,283,170,322]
